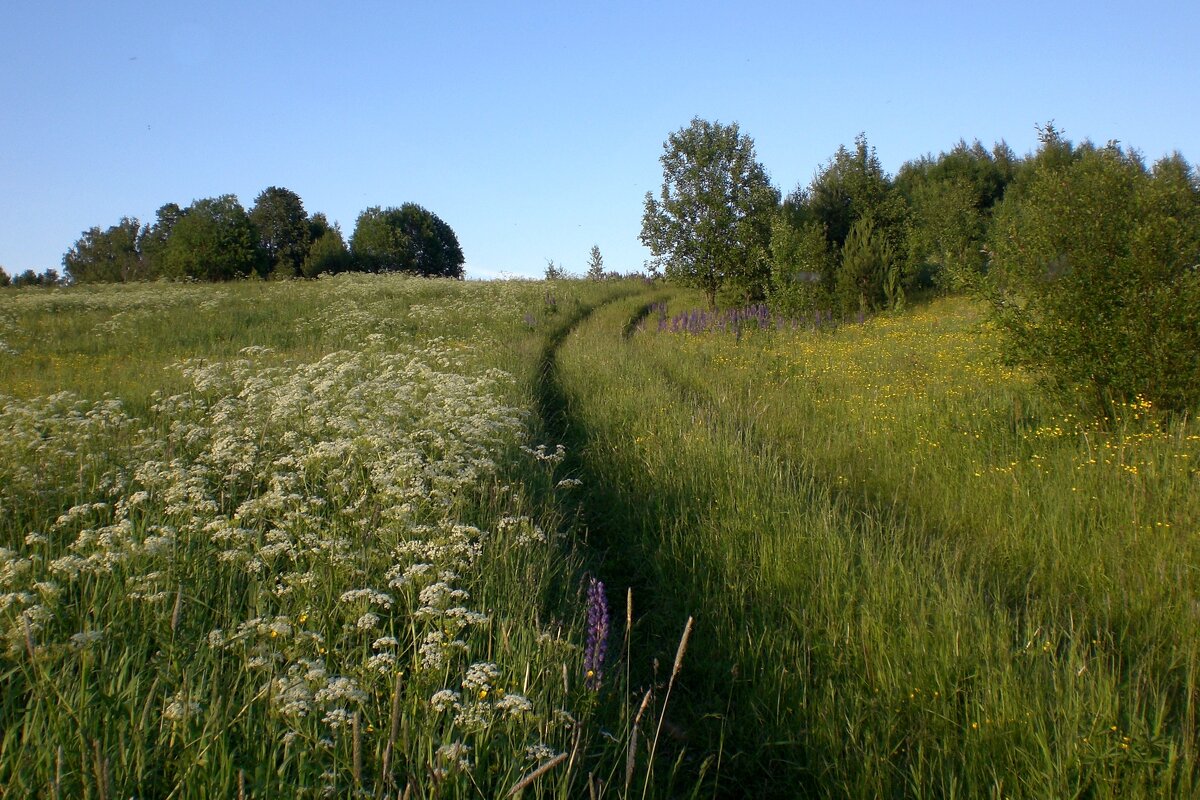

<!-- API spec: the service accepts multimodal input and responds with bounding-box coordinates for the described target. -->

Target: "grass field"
[2,276,1198,797]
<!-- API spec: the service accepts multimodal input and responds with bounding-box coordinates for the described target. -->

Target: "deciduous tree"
[641,118,779,307]
[62,217,146,282]
[985,137,1200,413]
[301,223,351,277]
[350,204,464,277]
[250,186,310,278]
[161,195,263,281]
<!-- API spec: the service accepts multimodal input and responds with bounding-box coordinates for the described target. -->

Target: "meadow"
[2,276,1198,797]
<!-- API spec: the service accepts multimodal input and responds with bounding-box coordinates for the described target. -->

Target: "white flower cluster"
[0,275,594,791]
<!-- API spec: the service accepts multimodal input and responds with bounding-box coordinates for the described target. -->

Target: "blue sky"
[2,1,1197,280]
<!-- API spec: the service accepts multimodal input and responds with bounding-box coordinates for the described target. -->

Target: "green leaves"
[162,195,263,282]
[350,204,464,278]
[62,217,146,283]
[250,187,310,278]
[985,141,1200,413]
[641,118,779,307]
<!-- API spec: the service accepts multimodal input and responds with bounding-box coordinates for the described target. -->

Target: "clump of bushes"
[984,133,1200,414]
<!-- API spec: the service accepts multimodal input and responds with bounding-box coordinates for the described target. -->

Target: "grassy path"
[550,291,1200,798]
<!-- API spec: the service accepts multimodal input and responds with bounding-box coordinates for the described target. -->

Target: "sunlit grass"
[558,291,1200,797]
[0,275,671,798]
[5,276,1196,797]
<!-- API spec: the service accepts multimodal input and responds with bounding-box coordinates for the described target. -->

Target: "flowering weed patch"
[0,275,647,797]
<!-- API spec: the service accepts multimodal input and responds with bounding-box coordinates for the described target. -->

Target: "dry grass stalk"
[643,616,693,800]
[382,672,403,783]
[625,689,654,793]
[506,751,568,797]
[352,711,363,787]
[170,584,184,633]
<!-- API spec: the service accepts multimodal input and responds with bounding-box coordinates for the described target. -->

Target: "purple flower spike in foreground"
[584,576,609,690]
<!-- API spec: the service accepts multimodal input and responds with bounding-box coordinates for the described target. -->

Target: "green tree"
[308,212,332,243]
[808,134,890,250]
[161,195,264,281]
[62,217,146,282]
[641,118,779,307]
[906,176,984,290]
[768,211,832,316]
[250,187,310,278]
[896,139,1017,290]
[350,204,464,277]
[837,216,893,314]
[786,134,908,300]
[138,203,185,277]
[586,245,604,280]
[301,224,351,278]
[985,138,1200,413]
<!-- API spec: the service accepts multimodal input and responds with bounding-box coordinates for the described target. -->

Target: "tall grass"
[0,275,672,797]
[7,275,1196,796]
[556,291,1200,797]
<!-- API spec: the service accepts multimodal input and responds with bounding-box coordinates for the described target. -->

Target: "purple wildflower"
[583,577,609,690]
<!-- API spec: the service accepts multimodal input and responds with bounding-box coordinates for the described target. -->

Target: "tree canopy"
[57,189,464,283]
[985,135,1200,413]
[350,204,464,278]
[641,118,778,307]
[250,187,310,278]
[161,195,263,281]
[62,217,146,283]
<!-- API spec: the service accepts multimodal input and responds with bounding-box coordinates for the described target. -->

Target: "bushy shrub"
[984,141,1200,414]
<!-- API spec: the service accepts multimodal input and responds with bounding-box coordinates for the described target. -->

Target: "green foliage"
[779,134,909,312]
[250,186,310,278]
[0,267,9,287]
[350,204,464,277]
[837,216,894,313]
[586,245,604,280]
[985,139,1200,413]
[897,140,1017,290]
[9,269,61,287]
[160,195,263,281]
[806,133,891,251]
[300,225,351,278]
[641,118,779,307]
[768,211,832,315]
[62,217,147,283]
[349,206,406,273]
[138,203,185,277]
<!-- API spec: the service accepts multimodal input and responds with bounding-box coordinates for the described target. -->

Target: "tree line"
[51,187,464,283]
[642,118,1200,413]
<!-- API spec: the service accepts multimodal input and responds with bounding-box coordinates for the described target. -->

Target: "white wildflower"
[526,743,560,762]
[494,693,533,717]
[461,662,500,694]
[429,689,461,712]
[363,650,395,673]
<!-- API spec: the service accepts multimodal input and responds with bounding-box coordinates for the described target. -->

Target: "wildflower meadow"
[2,276,1198,797]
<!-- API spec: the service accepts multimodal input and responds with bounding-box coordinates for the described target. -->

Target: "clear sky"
[2,1,1197,280]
